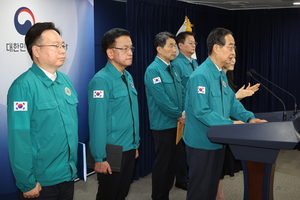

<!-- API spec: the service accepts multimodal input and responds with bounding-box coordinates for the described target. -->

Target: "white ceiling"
[177,0,300,10]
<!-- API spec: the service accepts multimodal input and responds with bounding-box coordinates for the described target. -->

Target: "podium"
[207,116,300,200]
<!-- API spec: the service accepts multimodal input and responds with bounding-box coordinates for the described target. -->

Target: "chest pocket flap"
[174,75,182,83]
[130,87,138,95]
[211,90,221,97]
[66,97,79,105]
[113,90,128,98]
[162,78,173,84]
[37,101,58,110]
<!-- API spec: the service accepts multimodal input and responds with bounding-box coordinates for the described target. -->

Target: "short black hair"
[25,22,60,60]
[154,32,175,50]
[175,31,195,45]
[101,28,130,56]
[206,28,233,56]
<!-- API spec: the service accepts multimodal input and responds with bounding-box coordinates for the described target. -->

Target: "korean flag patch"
[197,86,206,94]
[153,77,161,84]
[93,90,104,98]
[14,101,28,111]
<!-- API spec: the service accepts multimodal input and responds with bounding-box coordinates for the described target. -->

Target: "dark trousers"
[19,181,74,200]
[175,139,189,184]
[151,128,177,200]
[186,146,225,200]
[96,149,136,200]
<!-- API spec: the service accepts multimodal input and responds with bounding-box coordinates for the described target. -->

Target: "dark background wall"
[94,0,127,73]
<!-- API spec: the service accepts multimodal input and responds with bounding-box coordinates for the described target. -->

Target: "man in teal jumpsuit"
[7,22,78,200]
[171,31,198,191]
[183,28,266,200]
[144,31,185,200]
[88,28,140,200]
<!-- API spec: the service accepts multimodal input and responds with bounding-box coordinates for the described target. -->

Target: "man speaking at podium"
[183,27,267,200]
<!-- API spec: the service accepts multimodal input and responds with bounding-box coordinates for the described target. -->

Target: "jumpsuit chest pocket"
[111,90,128,110]
[162,78,177,102]
[210,90,222,107]
[34,101,59,140]
[110,90,129,133]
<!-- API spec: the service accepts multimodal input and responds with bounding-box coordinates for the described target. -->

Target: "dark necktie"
[121,75,128,87]
[167,65,173,79]
[190,62,195,71]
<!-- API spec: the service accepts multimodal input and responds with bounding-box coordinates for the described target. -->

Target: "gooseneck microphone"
[247,71,287,121]
[250,69,297,116]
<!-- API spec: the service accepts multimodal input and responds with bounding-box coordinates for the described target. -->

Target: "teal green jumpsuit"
[7,63,78,193]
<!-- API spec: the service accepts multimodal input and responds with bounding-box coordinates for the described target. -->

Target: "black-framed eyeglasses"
[224,45,236,51]
[111,47,135,53]
[36,44,68,51]
[187,42,198,46]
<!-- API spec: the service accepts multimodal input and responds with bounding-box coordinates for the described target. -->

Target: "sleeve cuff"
[100,158,107,162]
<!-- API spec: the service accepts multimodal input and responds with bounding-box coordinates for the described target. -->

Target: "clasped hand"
[23,182,42,198]
[177,111,185,127]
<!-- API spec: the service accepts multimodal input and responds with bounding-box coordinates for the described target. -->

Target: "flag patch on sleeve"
[14,101,28,111]
[93,90,104,98]
[153,77,161,84]
[197,86,206,94]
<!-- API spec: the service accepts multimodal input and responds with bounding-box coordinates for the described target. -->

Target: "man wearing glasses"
[88,28,140,200]
[7,22,78,199]
[144,32,185,200]
[171,31,198,191]
[183,27,266,199]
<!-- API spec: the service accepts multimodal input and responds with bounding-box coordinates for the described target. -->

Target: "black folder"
[106,144,123,172]
[87,144,123,173]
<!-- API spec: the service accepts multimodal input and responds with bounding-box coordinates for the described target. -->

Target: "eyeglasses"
[187,42,198,46]
[224,45,236,51]
[111,47,135,53]
[36,44,68,51]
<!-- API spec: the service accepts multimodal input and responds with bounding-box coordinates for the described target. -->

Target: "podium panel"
[229,145,279,164]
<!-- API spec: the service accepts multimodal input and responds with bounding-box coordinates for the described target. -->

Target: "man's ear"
[156,46,162,54]
[32,45,39,58]
[212,44,220,55]
[107,48,114,60]
[178,43,183,50]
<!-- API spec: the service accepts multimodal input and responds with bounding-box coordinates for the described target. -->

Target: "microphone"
[247,71,287,121]
[250,69,297,116]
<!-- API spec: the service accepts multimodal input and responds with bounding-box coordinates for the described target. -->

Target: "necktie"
[121,75,128,87]
[190,62,195,71]
[167,65,173,79]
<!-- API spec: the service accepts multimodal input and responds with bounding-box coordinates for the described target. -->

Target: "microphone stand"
[250,69,297,117]
[247,71,286,121]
